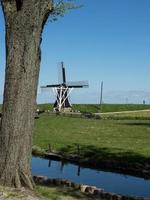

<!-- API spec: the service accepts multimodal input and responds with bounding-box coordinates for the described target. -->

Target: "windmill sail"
[66,81,89,88]
[58,62,66,84]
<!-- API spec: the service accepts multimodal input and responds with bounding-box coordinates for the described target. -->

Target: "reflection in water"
[60,161,65,173]
[77,165,81,176]
[32,157,150,198]
[48,160,51,168]
[48,159,81,176]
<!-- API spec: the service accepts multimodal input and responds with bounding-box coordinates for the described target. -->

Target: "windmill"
[41,62,89,112]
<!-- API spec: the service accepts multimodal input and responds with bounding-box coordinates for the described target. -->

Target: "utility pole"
[100,81,103,112]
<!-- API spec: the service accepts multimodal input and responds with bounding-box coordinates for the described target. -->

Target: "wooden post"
[48,144,52,152]
[77,144,80,156]
[100,81,103,112]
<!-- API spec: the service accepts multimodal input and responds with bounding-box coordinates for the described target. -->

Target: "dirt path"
[95,109,150,115]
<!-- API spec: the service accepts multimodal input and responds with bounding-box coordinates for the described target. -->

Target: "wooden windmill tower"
[41,62,89,112]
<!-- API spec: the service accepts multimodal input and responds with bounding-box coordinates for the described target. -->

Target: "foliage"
[50,0,81,21]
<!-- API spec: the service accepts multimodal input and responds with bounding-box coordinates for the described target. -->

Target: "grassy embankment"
[1,103,150,113]
[33,104,150,167]
[37,103,150,113]
[36,185,104,200]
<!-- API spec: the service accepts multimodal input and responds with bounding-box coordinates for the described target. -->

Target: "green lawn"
[33,113,150,164]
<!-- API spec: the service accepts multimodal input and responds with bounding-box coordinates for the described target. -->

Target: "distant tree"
[0,0,76,189]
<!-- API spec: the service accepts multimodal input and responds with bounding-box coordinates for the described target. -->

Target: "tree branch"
[49,0,79,22]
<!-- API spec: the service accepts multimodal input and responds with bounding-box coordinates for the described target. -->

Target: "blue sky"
[0,0,150,104]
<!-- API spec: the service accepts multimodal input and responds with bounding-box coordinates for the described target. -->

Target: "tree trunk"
[0,0,52,188]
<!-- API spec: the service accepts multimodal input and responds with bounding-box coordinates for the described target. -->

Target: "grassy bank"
[0,185,99,200]
[73,103,150,113]
[33,113,150,166]
[1,103,150,113]
[36,185,104,200]
[36,103,150,113]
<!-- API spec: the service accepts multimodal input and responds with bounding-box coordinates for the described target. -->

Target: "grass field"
[37,103,150,113]
[33,111,150,165]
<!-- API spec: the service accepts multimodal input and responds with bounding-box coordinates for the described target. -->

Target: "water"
[32,156,150,198]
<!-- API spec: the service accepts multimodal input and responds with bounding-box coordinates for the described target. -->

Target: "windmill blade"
[58,62,66,84]
[41,86,52,93]
[66,81,89,88]
[41,84,61,88]
[41,84,61,93]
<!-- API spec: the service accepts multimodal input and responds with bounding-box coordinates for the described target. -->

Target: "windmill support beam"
[52,87,73,112]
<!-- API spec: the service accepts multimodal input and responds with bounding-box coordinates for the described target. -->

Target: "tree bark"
[0,0,52,188]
